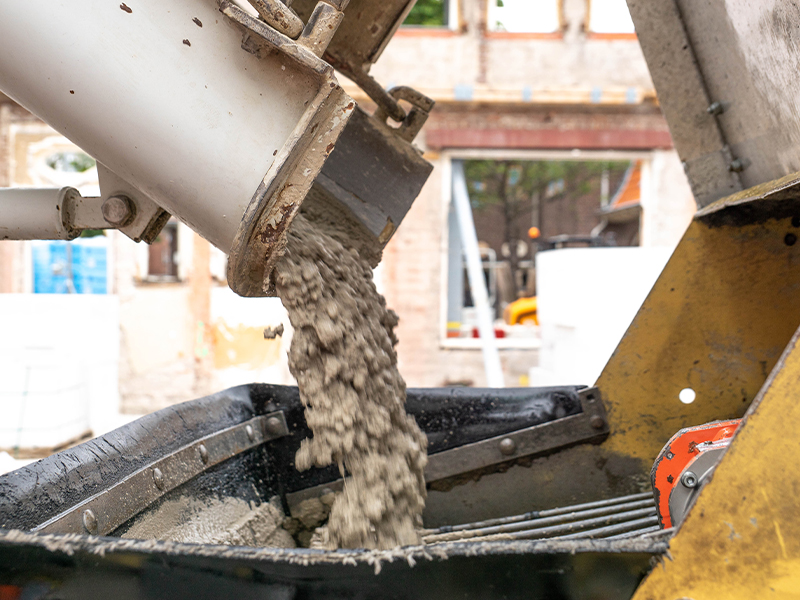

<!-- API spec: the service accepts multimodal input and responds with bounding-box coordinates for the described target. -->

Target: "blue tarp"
[32,239,108,294]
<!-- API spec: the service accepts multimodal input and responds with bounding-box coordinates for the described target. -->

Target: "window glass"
[148,221,179,279]
[489,0,560,34]
[588,0,635,34]
[404,0,448,26]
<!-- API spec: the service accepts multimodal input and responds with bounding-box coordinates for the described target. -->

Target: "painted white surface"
[0,0,319,252]
[531,247,672,387]
[0,295,120,448]
[210,287,295,389]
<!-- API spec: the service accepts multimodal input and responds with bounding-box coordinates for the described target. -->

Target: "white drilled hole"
[679,388,696,404]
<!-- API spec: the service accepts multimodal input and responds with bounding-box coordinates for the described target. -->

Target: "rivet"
[246,424,255,441]
[153,468,164,490]
[681,471,698,489]
[498,438,517,456]
[728,159,745,173]
[199,444,209,464]
[265,416,283,436]
[590,415,606,430]
[82,509,98,535]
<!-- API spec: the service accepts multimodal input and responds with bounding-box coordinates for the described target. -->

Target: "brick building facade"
[0,0,696,411]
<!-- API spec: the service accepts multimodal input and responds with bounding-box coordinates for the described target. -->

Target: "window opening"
[404,0,449,26]
[488,0,561,34]
[587,0,635,34]
[446,158,638,340]
[147,221,180,279]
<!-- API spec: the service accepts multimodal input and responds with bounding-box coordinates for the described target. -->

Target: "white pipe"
[0,0,331,253]
[0,188,76,240]
[451,160,505,388]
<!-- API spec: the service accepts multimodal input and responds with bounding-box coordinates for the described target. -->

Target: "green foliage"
[463,159,630,297]
[46,151,96,173]
[79,229,105,238]
[404,0,446,26]
[464,160,626,215]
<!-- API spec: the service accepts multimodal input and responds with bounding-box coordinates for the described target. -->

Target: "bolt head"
[82,509,98,534]
[590,415,606,430]
[265,416,284,436]
[681,471,698,488]
[198,444,209,464]
[728,159,745,173]
[153,467,164,490]
[246,424,255,441]
[499,437,517,456]
[101,195,135,227]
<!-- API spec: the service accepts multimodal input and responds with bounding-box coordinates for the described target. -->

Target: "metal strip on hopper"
[32,412,289,536]
[285,388,610,512]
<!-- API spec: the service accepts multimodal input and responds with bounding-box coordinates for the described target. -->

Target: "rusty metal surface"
[297,1,346,57]
[221,1,356,297]
[633,324,800,599]
[372,86,435,143]
[246,0,304,38]
[291,0,416,73]
[221,1,432,297]
[32,412,289,537]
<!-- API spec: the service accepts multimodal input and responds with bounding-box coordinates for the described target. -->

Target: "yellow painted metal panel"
[633,325,800,600]
[596,175,800,467]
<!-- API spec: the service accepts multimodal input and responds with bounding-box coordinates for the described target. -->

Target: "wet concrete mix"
[275,213,428,550]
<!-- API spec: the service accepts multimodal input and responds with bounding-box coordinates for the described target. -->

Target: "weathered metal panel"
[628,0,800,205]
[596,173,800,468]
[626,0,742,207]
[632,324,800,599]
[677,0,800,189]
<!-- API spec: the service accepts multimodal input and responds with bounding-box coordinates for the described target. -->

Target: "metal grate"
[422,492,667,544]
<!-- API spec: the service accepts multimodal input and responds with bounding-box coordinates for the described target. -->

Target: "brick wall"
[382,155,540,388]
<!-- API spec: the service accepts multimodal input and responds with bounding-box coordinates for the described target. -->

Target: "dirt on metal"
[275,212,428,550]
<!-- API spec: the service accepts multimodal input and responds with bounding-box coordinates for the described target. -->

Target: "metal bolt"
[706,101,724,116]
[590,415,606,430]
[153,468,164,490]
[265,416,283,436]
[681,471,698,489]
[499,437,517,456]
[728,159,745,173]
[101,195,136,227]
[246,424,255,441]
[82,509,98,534]
[199,444,209,464]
